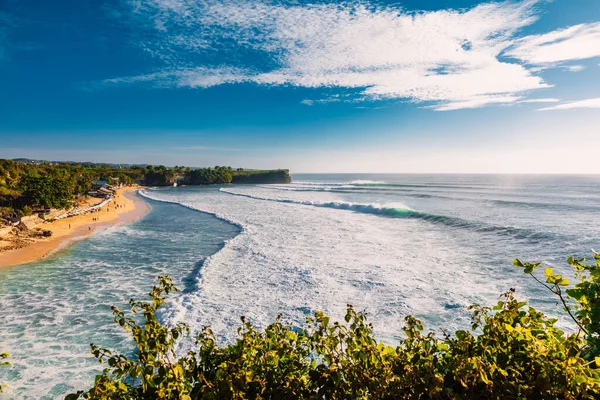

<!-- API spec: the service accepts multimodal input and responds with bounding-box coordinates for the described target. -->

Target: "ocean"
[1,174,599,398]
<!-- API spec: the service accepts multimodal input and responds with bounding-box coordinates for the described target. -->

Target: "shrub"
[18,205,32,217]
[68,256,600,399]
[514,251,600,362]
[0,352,9,394]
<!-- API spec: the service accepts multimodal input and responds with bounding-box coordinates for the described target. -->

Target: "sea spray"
[219,188,562,241]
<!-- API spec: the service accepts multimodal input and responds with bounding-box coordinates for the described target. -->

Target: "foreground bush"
[64,253,600,399]
[0,352,9,393]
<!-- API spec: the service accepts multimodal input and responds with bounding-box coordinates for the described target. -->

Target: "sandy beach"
[0,186,149,269]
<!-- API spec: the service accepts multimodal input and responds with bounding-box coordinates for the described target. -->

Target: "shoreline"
[0,187,150,269]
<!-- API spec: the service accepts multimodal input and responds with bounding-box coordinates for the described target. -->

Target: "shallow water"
[0,197,240,399]
[1,175,599,399]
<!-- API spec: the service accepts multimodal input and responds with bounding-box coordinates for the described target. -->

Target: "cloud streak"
[518,98,560,103]
[537,98,600,111]
[106,0,600,110]
[565,65,585,72]
[505,22,600,66]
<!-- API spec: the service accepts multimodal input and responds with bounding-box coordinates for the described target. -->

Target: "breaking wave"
[220,188,560,241]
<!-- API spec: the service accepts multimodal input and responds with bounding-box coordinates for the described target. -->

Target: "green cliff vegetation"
[142,165,180,186]
[147,165,236,185]
[0,159,143,216]
[51,253,600,399]
[144,165,291,186]
[0,160,290,218]
[231,169,291,184]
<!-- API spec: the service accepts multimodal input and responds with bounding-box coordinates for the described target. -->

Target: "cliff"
[231,169,291,184]
[142,169,291,186]
[142,170,178,186]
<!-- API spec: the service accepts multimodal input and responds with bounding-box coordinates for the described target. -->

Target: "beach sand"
[0,186,150,269]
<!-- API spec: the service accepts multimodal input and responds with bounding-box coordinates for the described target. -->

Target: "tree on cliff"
[18,176,72,209]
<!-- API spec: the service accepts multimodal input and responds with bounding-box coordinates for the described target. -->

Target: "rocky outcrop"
[20,215,44,229]
[231,169,291,184]
[141,171,178,186]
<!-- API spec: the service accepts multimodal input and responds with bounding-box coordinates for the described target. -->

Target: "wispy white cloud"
[518,98,560,103]
[505,22,600,66]
[429,95,523,111]
[565,65,585,72]
[103,67,248,88]
[537,98,600,111]
[300,95,343,106]
[104,0,600,110]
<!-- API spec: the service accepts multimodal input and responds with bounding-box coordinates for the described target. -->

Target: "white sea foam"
[142,186,518,347]
[220,187,415,215]
[350,180,387,184]
[4,176,596,399]
[293,180,385,186]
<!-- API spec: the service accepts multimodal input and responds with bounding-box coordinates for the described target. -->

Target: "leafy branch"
[514,258,589,336]
[69,257,600,399]
[0,352,9,394]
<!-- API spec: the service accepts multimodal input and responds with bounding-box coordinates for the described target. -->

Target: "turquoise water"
[1,175,600,399]
[0,195,240,399]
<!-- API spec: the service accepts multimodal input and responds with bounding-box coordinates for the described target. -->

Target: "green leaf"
[513,259,524,267]
[566,289,584,299]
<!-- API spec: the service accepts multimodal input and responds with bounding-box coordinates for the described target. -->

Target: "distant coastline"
[142,168,292,186]
[0,159,290,269]
[0,187,149,269]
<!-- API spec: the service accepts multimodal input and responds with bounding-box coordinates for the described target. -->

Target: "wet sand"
[0,187,150,269]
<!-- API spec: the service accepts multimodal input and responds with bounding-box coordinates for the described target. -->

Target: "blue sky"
[0,0,599,173]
